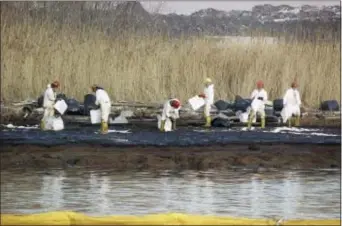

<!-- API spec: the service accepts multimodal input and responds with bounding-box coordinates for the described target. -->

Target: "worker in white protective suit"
[281,81,302,127]
[92,85,111,134]
[160,98,181,132]
[198,78,214,127]
[41,81,60,130]
[248,80,268,129]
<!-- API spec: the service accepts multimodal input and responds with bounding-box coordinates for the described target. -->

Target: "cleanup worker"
[247,80,268,129]
[92,85,111,134]
[198,78,214,127]
[160,98,181,132]
[41,81,60,130]
[281,81,302,127]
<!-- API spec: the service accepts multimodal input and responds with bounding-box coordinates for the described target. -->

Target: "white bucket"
[44,116,64,131]
[90,109,101,124]
[157,115,172,132]
[54,99,68,115]
[236,110,256,123]
[188,96,205,111]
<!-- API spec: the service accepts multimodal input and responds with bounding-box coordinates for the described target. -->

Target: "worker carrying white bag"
[247,80,268,129]
[40,81,60,130]
[159,98,181,132]
[281,81,302,127]
[91,85,111,134]
[198,78,214,127]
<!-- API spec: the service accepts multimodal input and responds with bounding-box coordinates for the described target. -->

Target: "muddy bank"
[1,144,340,171]
[1,102,340,128]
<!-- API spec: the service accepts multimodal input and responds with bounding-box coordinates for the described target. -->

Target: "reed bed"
[1,20,340,107]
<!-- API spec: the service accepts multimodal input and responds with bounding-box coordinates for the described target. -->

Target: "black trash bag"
[211,118,231,128]
[37,95,44,108]
[273,99,284,112]
[265,106,274,116]
[56,93,67,102]
[214,100,230,111]
[320,100,340,111]
[234,98,252,112]
[221,109,236,117]
[83,94,98,116]
[234,95,244,102]
[66,98,81,113]
[265,115,279,123]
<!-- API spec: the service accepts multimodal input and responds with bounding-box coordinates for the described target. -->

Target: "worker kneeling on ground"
[92,85,111,134]
[160,98,181,132]
[41,81,60,130]
[198,78,214,128]
[281,81,302,127]
[248,80,268,129]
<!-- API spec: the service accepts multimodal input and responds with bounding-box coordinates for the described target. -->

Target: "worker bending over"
[199,78,214,127]
[41,81,60,130]
[92,85,111,134]
[248,80,268,129]
[160,98,181,132]
[281,81,302,127]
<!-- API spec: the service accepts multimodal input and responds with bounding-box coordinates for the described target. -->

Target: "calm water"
[1,169,340,219]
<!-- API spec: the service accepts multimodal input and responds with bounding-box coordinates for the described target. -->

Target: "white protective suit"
[43,84,56,119]
[203,84,214,116]
[161,99,180,121]
[95,89,111,123]
[250,88,268,118]
[281,88,301,123]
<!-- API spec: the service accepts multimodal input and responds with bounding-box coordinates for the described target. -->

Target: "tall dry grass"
[1,21,340,108]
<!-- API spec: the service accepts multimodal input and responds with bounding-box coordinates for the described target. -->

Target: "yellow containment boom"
[0,211,340,225]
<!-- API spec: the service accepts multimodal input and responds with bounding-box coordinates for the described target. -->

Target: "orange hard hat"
[51,81,60,88]
[170,99,181,109]
[256,80,264,88]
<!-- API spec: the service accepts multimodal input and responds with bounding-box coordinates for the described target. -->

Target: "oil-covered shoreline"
[1,144,340,171]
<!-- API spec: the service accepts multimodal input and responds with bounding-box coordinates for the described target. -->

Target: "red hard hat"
[170,99,181,109]
[51,81,60,88]
[256,80,264,88]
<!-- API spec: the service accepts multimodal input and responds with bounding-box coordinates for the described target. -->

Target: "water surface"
[1,169,340,219]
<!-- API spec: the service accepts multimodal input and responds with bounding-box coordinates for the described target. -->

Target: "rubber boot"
[160,120,166,132]
[247,111,255,129]
[294,115,300,127]
[260,117,265,129]
[172,119,177,131]
[204,116,211,128]
[40,120,45,131]
[100,121,108,134]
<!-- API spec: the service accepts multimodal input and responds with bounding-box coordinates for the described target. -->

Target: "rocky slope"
[151,3,341,37]
[3,1,341,38]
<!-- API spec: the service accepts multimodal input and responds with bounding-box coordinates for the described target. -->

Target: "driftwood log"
[0,100,340,127]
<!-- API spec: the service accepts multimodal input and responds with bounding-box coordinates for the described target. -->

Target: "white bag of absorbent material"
[188,96,205,111]
[90,109,101,124]
[44,116,64,131]
[236,108,256,123]
[157,115,172,132]
[54,99,68,115]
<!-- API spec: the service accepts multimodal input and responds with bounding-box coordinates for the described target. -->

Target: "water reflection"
[1,169,340,219]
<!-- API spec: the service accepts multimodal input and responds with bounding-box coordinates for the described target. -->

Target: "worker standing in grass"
[92,85,111,134]
[281,81,302,127]
[160,98,181,132]
[198,78,214,127]
[247,80,268,129]
[41,81,60,130]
